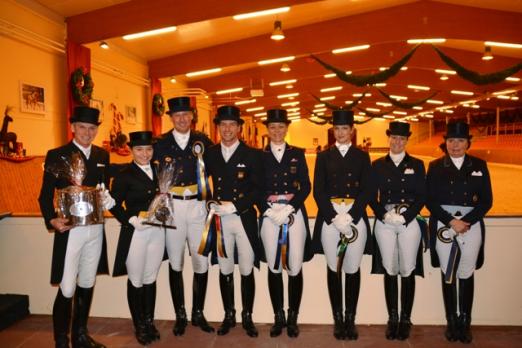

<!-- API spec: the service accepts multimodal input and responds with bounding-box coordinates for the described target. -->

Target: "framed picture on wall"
[89,98,104,123]
[20,82,46,114]
[126,105,137,125]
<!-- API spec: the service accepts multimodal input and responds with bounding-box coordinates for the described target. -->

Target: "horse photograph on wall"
[20,82,45,114]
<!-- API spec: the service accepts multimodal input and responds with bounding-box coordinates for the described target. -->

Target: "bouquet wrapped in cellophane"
[144,160,176,229]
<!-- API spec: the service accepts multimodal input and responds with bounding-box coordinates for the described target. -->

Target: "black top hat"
[444,121,472,139]
[263,109,291,125]
[69,106,101,125]
[127,131,154,147]
[167,96,193,114]
[386,121,411,137]
[332,109,354,125]
[213,105,244,125]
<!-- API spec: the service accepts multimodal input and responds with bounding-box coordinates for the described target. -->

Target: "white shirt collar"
[172,129,190,149]
[450,155,465,169]
[72,139,92,159]
[134,161,153,179]
[335,141,351,156]
[270,142,286,162]
[389,151,405,166]
[221,140,240,162]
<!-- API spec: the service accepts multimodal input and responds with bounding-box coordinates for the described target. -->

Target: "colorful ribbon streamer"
[197,209,215,256]
[193,141,210,200]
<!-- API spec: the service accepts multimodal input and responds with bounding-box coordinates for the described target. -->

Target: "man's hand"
[129,216,147,231]
[50,217,72,233]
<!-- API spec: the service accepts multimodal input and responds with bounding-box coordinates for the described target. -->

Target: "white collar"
[335,141,351,150]
[135,161,151,170]
[450,155,465,169]
[222,140,240,152]
[270,142,286,152]
[389,151,405,166]
[72,139,92,157]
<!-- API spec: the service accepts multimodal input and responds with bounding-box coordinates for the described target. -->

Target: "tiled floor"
[1,315,521,348]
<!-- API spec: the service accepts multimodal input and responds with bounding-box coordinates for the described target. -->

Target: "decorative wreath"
[152,93,165,116]
[71,67,94,106]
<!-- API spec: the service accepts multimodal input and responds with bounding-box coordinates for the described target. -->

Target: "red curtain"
[151,78,162,136]
[66,41,91,141]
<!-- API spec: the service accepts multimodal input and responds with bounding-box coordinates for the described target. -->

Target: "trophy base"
[143,221,177,229]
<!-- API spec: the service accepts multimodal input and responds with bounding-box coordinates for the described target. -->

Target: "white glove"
[128,216,147,231]
[97,183,115,211]
[215,202,237,216]
[392,214,406,226]
[332,213,349,231]
[273,205,295,226]
[264,208,278,223]
[383,211,396,225]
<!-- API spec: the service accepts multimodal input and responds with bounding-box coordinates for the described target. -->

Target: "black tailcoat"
[38,142,110,285]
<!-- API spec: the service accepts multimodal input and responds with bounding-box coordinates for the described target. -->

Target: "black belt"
[171,194,198,200]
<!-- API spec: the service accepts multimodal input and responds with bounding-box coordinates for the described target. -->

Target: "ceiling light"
[413,106,423,110]
[393,111,407,115]
[423,114,434,118]
[379,67,387,71]
[282,101,299,107]
[440,74,449,81]
[313,108,327,113]
[169,77,177,83]
[286,84,294,89]
[320,86,343,93]
[374,117,386,121]
[376,102,392,107]
[408,84,430,91]
[444,109,454,114]
[216,87,243,95]
[512,96,519,101]
[407,38,446,44]
[435,69,457,75]
[409,117,419,122]
[255,112,267,117]
[496,95,511,100]
[270,20,285,41]
[374,83,387,87]
[332,44,370,54]
[247,106,264,112]
[485,41,522,49]
[287,107,300,113]
[427,99,444,104]
[99,41,109,49]
[324,73,336,78]
[314,104,325,108]
[280,63,291,72]
[451,90,474,96]
[383,115,395,119]
[366,107,381,112]
[186,67,222,78]
[277,92,299,99]
[344,100,353,104]
[269,79,297,86]
[401,67,408,71]
[233,7,290,20]
[320,96,335,101]
[482,46,493,61]
[288,112,300,117]
[258,56,295,65]
[123,26,176,40]
[506,77,520,82]
[390,95,407,100]
[471,104,480,108]
[493,90,515,95]
[353,93,371,97]
[235,99,256,105]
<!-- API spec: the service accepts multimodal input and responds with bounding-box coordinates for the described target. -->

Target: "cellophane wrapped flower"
[146,160,176,227]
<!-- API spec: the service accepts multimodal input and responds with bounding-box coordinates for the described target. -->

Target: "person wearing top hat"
[109,131,165,345]
[312,109,373,340]
[38,106,114,348]
[369,121,426,341]
[259,109,312,338]
[426,121,492,344]
[203,105,264,337]
[153,96,214,335]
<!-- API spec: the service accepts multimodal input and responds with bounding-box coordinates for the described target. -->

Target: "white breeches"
[126,225,165,287]
[217,214,255,276]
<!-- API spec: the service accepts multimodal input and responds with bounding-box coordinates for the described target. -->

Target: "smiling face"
[446,137,469,157]
[218,120,241,146]
[388,134,408,154]
[170,110,193,134]
[333,124,353,144]
[71,122,98,147]
[267,122,288,145]
[132,145,153,165]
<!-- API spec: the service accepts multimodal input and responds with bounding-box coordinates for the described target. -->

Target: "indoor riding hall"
[0,1,521,347]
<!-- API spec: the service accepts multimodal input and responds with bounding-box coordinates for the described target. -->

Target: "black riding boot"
[384,274,399,340]
[71,286,106,348]
[127,280,150,345]
[143,282,160,341]
[53,288,72,348]
[345,270,360,340]
[459,275,474,344]
[268,271,285,337]
[169,268,187,336]
[397,274,415,340]
[191,272,214,332]
[217,273,236,336]
[327,268,344,340]
[441,272,459,342]
[287,270,303,338]
[241,273,258,337]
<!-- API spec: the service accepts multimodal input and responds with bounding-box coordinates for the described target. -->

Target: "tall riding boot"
[53,288,72,348]
[458,275,474,344]
[327,268,345,340]
[384,274,399,340]
[126,280,150,345]
[143,282,160,341]
[287,270,303,338]
[345,270,361,340]
[191,272,214,332]
[397,274,415,340]
[169,268,187,336]
[268,271,285,337]
[71,286,106,348]
[241,273,258,337]
[217,273,236,336]
[441,272,459,342]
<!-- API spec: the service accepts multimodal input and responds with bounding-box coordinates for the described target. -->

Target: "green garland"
[377,88,438,109]
[152,93,165,116]
[433,46,522,85]
[311,45,419,87]
[71,67,94,106]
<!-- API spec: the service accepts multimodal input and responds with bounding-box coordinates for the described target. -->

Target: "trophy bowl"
[56,186,104,226]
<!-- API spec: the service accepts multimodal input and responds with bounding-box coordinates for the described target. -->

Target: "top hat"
[167,96,193,114]
[213,105,244,125]
[127,131,154,147]
[332,109,354,125]
[69,106,101,125]
[263,109,291,125]
[386,121,412,137]
[444,121,472,139]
